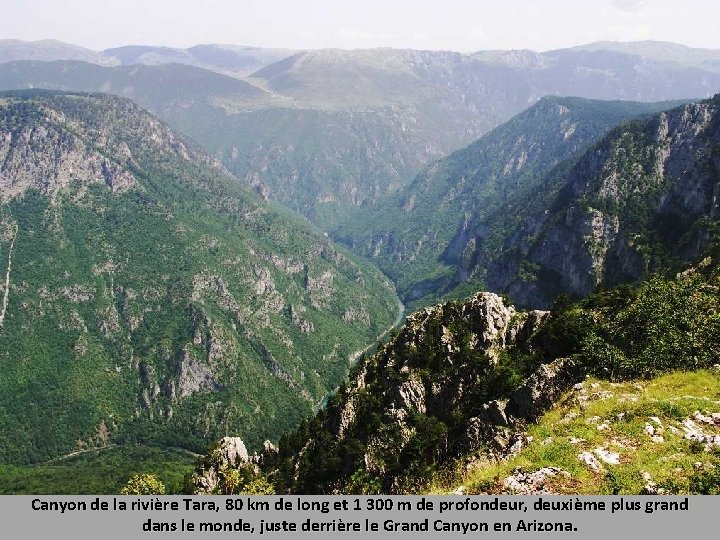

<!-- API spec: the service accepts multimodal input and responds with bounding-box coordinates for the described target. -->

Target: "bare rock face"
[290,304,314,333]
[507,357,583,421]
[503,99,720,308]
[173,348,224,400]
[462,292,516,349]
[480,400,509,426]
[0,111,138,198]
[397,377,426,414]
[336,397,357,440]
[192,437,251,494]
[465,417,524,458]
[217,436,250,465]
[263,440,278,455]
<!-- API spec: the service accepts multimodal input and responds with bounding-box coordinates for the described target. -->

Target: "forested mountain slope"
[337,96,685,305]
[0,90,398,464]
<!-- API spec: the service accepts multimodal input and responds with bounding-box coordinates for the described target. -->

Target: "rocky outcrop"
[0,117,137,198]
[171,348,224,400]
[506,358,582,420]
[500,467,569,495]
[191,437,251,494]
[289,304,314,333]
[267,291,583,493]
[463,357,583,462]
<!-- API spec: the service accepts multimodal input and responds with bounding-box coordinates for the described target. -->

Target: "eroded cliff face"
[0,126,135,197]
[494,98,720,307]
[337,97,689,308]
[0,92,230,202]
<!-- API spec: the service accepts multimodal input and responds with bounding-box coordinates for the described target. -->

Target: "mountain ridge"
[3,39,720,231]
[336,95,689,306]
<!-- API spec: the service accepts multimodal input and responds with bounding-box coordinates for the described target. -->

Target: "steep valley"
[342,94,720,309]
[1,39,720,496]
[170,97,720,496]
[337,96,687,304]
[191,249,720,495]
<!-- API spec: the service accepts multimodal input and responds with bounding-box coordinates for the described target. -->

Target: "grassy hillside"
[457,370,720,495]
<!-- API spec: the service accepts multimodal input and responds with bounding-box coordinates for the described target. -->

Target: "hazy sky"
[4,0,720,52]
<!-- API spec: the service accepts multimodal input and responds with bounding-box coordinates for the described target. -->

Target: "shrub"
[120,474,166,495]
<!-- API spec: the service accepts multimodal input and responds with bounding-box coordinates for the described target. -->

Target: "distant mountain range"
[1,39,720,231]
[0,39,115,65]
[5,38,720,77]
[0,39,294,77]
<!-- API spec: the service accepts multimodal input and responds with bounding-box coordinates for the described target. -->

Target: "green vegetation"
[462,371,720,495]
[256,254,720,494]
[0,91,397,475]
[121,473,166,495]
[0,445,194,494]
[538,256,720,380]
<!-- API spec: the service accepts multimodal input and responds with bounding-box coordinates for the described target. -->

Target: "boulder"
[507,357,583,421]
[501,467,567,495]
[480,400,509,426]
[216,436,250,466]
